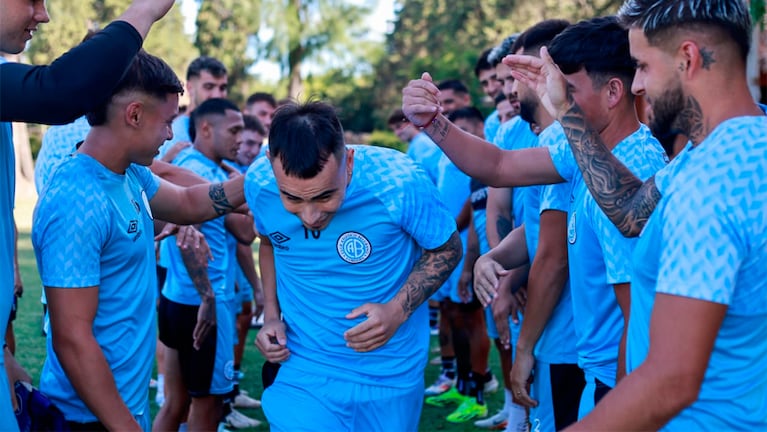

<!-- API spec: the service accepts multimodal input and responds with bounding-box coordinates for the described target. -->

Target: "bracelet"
[419,110,439,129]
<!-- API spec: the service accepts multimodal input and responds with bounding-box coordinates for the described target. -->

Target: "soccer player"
[0,0,176,428]
[505,0,767,429]
[32,50,247,431]
[247,101,462,430]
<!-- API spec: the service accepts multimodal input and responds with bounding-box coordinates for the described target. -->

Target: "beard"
[648,82,686,140]
[519,97,537,126]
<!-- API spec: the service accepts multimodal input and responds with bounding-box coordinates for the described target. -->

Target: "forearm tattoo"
[179,241,214,300]
[395,231,462,319]
[427,116,452,145]
[209,183,234,216]
[559,103,661,237]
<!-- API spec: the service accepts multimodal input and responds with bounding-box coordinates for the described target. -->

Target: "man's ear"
[125,101,144,128]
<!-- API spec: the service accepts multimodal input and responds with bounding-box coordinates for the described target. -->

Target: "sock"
[504,388,513,413]
[157,373,165,396]
[469,371,486,405]
[429,305,439,328]
[505,401,528,432]
[484,369,494,383]
[441,356,456,380]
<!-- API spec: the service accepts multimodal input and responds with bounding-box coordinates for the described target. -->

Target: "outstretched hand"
[402,72,443,127]
[503,46,571,120]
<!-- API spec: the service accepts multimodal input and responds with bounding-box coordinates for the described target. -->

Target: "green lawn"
[13,229,506,431]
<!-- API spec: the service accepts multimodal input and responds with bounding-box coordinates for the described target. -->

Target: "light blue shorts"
[263,367,423,431]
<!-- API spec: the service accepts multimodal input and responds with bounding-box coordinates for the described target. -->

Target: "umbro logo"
[269,231,291,244]
[128,220,138,234]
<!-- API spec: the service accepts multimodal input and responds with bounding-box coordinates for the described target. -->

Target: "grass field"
[12,222,506,431]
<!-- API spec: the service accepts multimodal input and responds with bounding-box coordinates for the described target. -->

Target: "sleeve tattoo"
[394,231,463,319]
[209,183,234,216]
[559,103,661,237]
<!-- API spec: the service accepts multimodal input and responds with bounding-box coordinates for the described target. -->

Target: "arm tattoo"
[394,231,462,319]
[559,103,661,237]
[179,237,214,300]
[209,183,234,216]
[426,116,451,145]
[496,216,513,240]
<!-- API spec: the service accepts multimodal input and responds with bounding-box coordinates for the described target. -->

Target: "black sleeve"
[0,20,142,125]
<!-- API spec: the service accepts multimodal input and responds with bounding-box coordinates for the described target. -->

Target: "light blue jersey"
[35,116,91,194]
[161,148,233,304]
[407,131,441,185]
[484,110,500,144]
[33,154,159,423]
[244,145,456,388]
[156,114,191,160]
[629,116,767,430]
[436,152,471,303]
[549,123,666,387]
[530,123,578,366]
[0,64,16,427]
[494,116,538,226]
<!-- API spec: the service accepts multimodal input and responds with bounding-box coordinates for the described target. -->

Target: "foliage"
[195,0,260,104]
[25,0,195,79]
[751,0,766,29]
[259,0,374,98]
[366,130,408,153]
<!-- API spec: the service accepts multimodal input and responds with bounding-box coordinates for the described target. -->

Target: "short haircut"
[437,79,469,95]
[474,48,494,77]
[188,98,240,142]
[618,0,751,61]
[447,106,485,124]
[245,92,277,108]
[243,114,266,135]
[511,19,571,55]
[87,50,183,126]
[494,92,508,106]
[269,101,346,179]
[387,108,408,126]
[488,34,519,66]
[548,16,635,89]
[186,56,227,81]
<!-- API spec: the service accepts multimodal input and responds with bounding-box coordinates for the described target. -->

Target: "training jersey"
[0,60,15,427]
[407,131,441,185]
[156,114,191,160]
[494,116,538,226]
[162,148,233,304]
[628,116,767,430]
[33,154,159,422]
[35,116,91,194]
[484,110,501,144]
[436,152,471,302]
[244,145,456,388]
[529,123,577,365]
[470,178,490,254]
[548,123,666,385]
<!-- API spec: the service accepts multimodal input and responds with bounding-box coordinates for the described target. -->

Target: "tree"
[195,0,260,103]
[259,0,373,99]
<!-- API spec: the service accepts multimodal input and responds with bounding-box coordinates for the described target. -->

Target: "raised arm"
[402,73,562,188]
[150,175,245,225]
[0,0,176,124]
[505,50,660,236]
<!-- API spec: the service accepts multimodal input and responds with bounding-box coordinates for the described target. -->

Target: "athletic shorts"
[578,373,612,419]
[263,367,423,432]
[529,362,585,432]
[158,295,235,397]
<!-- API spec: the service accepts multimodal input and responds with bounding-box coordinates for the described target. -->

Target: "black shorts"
[550,363,586,430]
[158,295,217,397]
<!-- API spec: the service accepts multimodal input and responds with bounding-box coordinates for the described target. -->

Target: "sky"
[180,0,396,82]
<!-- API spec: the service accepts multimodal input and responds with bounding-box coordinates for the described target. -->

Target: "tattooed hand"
[503,46,571,120]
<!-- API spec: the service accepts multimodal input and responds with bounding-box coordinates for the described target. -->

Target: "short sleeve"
[656,186,741,305]
[539,181,570,214]
[34,180,109,288]
[399,162,456,250]
[244,158,272,235]
[542,124,576,182]
[129,164,160,200]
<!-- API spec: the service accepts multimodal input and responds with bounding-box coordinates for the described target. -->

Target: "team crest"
[568,212,577,244]
[336,232,372,264]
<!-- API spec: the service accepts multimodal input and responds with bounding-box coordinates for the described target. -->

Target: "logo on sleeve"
[336,232,371,264]
[568,212,577,244]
